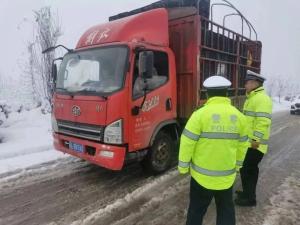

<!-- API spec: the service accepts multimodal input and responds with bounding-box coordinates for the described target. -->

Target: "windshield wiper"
[55,88,68,92]
[66,86,86,92]
[66,87,108,100]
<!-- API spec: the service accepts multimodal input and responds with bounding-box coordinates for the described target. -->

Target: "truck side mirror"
[139,51,154,79]
[52,63,57,82]
[51,57,63,84]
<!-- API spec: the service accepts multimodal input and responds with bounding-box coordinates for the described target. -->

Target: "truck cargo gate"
[199,17,262,109]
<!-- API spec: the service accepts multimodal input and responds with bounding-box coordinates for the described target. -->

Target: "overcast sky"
[0,0,300,83]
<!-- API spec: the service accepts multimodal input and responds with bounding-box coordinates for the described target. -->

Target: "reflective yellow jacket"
[243,87,272,154]
[178,97,249,190]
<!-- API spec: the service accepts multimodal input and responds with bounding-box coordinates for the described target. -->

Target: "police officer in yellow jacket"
[178,76,248,225]
[235,70,273,206]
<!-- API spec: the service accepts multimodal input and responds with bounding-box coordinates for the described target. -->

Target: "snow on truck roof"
[109,0,210,21]
[76,8,169,49]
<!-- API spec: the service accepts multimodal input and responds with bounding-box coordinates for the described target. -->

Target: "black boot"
[234,197,256,207]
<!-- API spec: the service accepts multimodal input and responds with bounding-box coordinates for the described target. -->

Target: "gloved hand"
[236,165,241,173]
[251,140,260,149]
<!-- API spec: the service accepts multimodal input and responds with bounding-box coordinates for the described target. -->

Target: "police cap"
[203,75,232,89]
[245,70,266,83]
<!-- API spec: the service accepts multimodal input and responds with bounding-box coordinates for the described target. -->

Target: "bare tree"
[0,72,4,93]
[275,78,287,103]
[25,7,62,110]
[265,78,276,97]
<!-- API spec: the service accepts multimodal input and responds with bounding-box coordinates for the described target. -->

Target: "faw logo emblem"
[72,106,81,116]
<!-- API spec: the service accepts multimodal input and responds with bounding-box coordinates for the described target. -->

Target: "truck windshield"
[57,46,128,95]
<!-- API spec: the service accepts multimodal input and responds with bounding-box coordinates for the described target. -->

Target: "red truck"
[49,0,262,173]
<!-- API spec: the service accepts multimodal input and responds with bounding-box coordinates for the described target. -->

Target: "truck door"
[129,50,173,151]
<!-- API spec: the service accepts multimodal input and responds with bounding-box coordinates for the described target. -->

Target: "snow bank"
[0,108,67,175]
[272,95,300,113]
[272,98,292,113]
[263,175,300,225]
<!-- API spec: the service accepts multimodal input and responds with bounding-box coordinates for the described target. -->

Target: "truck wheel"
[291,111,295,115]
[141,131,174,174]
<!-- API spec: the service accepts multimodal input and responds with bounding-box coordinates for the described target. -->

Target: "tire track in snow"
[0,157,82,190]
[69,169,182,225]
[0,163,152,225]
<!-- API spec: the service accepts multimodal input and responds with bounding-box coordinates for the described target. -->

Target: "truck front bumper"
[53,133,126,170]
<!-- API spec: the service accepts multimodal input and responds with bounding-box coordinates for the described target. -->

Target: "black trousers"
[239,148,264,200]
[186,178,235,225]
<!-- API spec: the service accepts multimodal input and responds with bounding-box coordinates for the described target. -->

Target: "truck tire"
[141,131,174,174]
[290,111,295,115]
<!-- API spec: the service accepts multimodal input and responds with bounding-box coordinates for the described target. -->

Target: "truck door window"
[133,51,169,99]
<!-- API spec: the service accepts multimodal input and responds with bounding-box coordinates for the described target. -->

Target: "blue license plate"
[69,142,84,153]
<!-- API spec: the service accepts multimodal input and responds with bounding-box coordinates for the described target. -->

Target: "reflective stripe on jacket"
[178,97,248,190]
[243,87,272,154]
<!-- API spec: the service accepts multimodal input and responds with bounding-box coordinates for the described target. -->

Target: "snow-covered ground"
[0,108,67,175]
[272,97,293,113]
[272,100,290,112]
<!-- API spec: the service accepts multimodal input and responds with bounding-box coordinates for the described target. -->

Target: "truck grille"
[295,103,300,108]
[57,120,104,142]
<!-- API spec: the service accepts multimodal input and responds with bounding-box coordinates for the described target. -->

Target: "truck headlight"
[51,114,58,132]
[104,119,123,144]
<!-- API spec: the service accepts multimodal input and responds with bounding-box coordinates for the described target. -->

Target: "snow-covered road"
[0,111,299,225]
